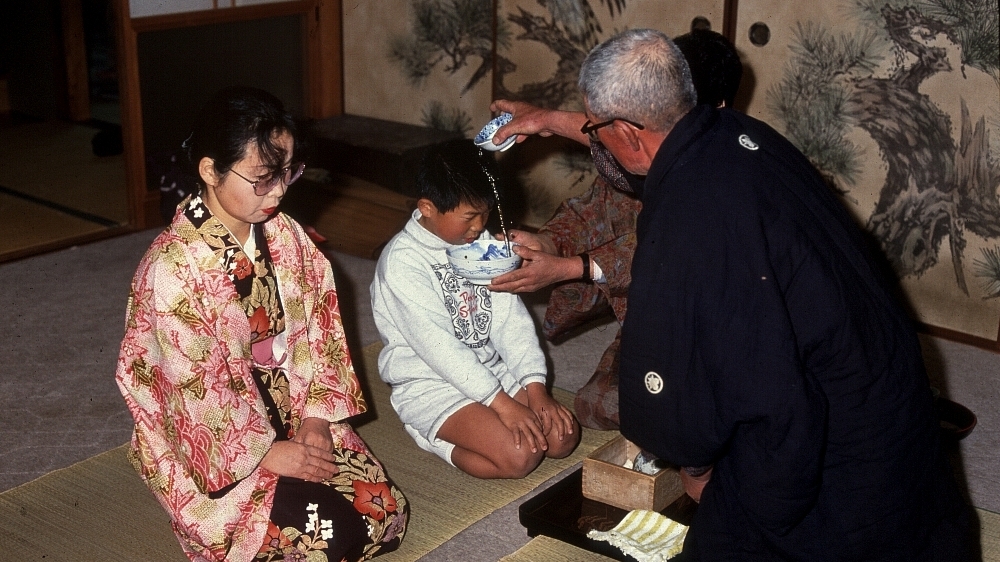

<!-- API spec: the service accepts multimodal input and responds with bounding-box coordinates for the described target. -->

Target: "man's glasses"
[580,118,645,142]
[229,162,306,196]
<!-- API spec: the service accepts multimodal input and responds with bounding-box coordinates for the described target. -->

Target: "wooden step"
[309,114,463,197]
[282,173,414,260]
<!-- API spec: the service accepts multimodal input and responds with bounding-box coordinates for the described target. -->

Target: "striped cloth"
[587,509,688,561]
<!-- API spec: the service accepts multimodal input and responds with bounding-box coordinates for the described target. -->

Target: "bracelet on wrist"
[579,252,591,281]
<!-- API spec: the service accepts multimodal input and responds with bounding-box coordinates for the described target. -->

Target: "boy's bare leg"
[437,389,581,478]
[437,399,545,479]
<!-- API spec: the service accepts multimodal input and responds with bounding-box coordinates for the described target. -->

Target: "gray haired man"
[587,28,973,561]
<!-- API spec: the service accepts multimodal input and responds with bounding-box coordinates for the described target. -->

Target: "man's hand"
[489,391,546,453]
[680,467,713,503]
[490,100,590,147]
[524,382,576,442]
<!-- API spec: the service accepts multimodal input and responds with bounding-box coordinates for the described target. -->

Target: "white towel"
[586,509,688,561]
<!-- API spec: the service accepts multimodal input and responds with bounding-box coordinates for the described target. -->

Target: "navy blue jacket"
[619,105,972,560]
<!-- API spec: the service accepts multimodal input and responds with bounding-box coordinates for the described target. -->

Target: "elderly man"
[570,29,972,560]
[490,29,744,431]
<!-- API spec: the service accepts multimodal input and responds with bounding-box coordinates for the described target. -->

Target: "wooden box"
[582,436,684,512]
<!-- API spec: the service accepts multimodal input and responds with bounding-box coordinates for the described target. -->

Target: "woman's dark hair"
[417,139,501,213]
[184,86,301,179]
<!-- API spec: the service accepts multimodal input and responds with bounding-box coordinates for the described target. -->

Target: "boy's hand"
[490,391,546,453]
[525,382,576,442]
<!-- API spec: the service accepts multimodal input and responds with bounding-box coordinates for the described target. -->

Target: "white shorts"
[390,370,524,465]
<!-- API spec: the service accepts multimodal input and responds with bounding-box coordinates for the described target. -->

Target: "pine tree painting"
[388,0,628,133]
[766,0,999,304]
[387,0,632,223]
[768,0,1000,294]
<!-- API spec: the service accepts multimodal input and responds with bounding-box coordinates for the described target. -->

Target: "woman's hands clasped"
[260,417,339,482]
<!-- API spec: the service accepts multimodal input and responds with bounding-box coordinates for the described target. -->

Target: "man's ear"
[416,197,436,218]
[615,121,643,152]
[198,157,220,187]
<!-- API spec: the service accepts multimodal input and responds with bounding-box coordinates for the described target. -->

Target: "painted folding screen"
[733,0,1000,346]
[343,0,726,226]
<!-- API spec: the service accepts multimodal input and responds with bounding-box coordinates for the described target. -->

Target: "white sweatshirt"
[371,210,547,408]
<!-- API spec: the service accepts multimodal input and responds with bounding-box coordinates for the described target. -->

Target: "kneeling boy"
[370,139,580,478]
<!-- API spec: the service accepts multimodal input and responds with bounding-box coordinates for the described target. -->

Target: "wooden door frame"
[723,0,738,43]
[110,0,343,230]
[59,0,91,122]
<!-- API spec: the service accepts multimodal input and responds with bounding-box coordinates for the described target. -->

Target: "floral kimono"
[538,173,641,430]
[116,195,406,561]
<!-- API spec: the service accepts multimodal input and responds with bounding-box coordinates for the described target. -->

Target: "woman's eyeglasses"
[580,118,645,142]
[229,162,306,196]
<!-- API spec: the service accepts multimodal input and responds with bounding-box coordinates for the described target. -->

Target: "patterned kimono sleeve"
[564,178,639,297]
[540,177,640,338]
[589,237,635,301]
[277,217,367,425]
[116,242,275,497]
[540,178,610,258]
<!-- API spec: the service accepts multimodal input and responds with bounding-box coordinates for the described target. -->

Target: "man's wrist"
[682,465,712,477]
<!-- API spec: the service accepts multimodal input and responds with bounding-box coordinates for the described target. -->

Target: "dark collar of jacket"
[642,104,721,201]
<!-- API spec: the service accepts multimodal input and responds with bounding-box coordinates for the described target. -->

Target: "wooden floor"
[282,173,414,260]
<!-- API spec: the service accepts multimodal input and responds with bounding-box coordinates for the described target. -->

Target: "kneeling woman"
[116,87,407,561]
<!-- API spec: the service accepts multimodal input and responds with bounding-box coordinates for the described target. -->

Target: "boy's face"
[417,198,491,245]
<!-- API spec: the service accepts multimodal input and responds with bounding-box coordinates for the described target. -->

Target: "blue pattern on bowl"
[446,239,522,284]
[474,113,515,152]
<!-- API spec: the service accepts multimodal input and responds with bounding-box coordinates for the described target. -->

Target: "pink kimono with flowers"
[116,198,405,561]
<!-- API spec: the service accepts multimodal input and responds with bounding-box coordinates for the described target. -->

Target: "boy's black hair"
[417,139,501,213]
[673,29,743,108]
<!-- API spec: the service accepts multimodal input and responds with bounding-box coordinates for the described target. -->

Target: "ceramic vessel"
[474,112,515,152]
[446,239,521,284]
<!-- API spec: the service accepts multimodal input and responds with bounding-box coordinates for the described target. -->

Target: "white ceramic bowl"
[474,112,515,152]
[446,239,522,284]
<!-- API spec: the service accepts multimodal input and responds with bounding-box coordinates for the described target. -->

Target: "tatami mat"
[500,535,614,561]
[0,119,127,260]
[0,191,107,254]
[982,508,1000,562]
[0,120,127,223]
[0,342,617,561]
[353,341,618,561]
